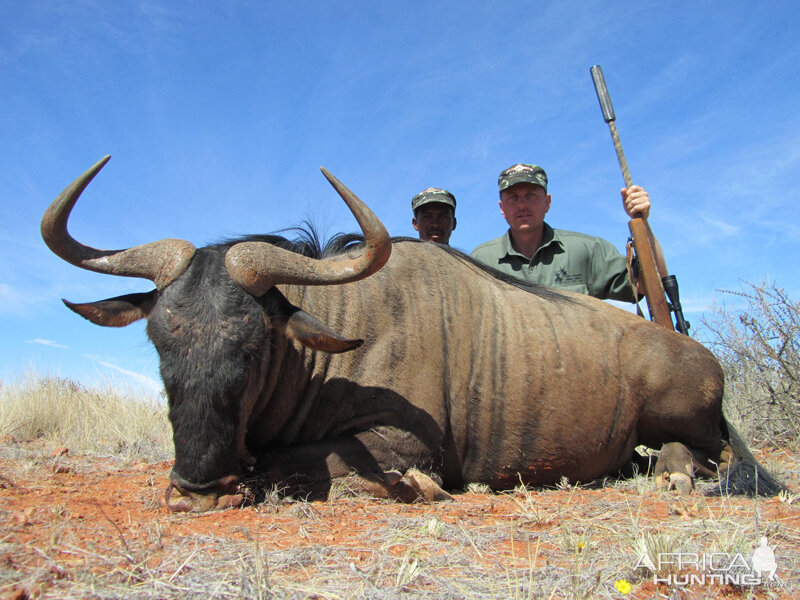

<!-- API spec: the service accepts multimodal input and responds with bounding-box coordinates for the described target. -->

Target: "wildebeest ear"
[63,291,157,327]
[283,310,364,354]
[260,287,363,354]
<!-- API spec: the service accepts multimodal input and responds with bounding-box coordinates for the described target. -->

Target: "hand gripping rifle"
[590,65,690,334]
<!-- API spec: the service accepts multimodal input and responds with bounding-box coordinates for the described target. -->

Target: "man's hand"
[621,185,650,219]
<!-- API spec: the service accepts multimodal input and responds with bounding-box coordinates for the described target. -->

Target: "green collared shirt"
[470,223,635,302]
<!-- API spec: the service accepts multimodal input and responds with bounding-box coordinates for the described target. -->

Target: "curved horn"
[41,156,196,290]
[224,168,391,297]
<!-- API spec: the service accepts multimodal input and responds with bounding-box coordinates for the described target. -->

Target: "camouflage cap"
[411,187,456,212]
[498,164,548,192]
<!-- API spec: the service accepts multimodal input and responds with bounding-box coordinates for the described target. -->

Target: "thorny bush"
[701,279,800,449]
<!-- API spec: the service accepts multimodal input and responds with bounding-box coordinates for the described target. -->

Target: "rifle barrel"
[590,65,616,123]
[590,65,676,332]
[591,65,633,189]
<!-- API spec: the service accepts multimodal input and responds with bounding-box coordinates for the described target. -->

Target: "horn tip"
[319,167,345,192]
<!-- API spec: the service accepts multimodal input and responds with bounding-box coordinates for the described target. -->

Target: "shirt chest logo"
[553,267,582,285]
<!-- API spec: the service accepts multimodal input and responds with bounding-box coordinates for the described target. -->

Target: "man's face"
[499,182,551,233]
[413,203,456,244]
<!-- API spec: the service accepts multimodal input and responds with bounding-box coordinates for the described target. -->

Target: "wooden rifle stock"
[590,65,675,331]
[627,217,673,329]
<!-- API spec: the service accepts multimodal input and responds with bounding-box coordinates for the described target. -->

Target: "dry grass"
[2,438,798,599]
[0,371,172,463]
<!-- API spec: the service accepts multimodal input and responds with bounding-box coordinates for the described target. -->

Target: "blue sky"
[2,2,799,395]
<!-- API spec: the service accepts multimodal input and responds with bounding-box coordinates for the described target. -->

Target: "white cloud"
[699,216,741,237]
[96,360,163,394]
[78,352,163,394]
[27,338,69,349]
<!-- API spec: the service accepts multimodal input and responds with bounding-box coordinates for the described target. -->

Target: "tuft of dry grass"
[0,370,172,462]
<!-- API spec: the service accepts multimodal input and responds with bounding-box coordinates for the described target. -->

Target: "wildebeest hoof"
[382,469,452,502]
[383,470,404,486]
[400,468,453,502]
[671,472,693,494]
[655,471,693,495]
[165,475,245,513]
[654,442,695,494]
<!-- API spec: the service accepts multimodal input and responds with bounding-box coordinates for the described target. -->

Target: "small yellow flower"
[615,579,631,595]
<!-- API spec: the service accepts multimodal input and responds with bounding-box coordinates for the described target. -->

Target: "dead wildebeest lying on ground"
[41,157,786,512]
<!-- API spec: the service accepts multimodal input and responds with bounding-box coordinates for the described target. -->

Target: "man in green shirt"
[470,163,664,302]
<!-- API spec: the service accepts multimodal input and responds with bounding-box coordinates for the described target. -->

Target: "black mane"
[215,221,364,259]
[216,225,567,302]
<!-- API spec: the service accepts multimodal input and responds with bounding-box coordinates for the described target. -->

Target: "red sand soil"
[1,445,799,599]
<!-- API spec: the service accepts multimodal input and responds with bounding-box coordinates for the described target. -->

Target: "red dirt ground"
[1,445,799,599]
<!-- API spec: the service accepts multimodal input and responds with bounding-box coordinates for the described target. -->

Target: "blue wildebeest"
[42,157,785,512]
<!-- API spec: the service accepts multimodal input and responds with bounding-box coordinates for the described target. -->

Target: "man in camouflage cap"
[470,163,664,301]
[411,187,457,245]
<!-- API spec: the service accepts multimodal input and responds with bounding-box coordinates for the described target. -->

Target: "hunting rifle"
[590,65,690,335]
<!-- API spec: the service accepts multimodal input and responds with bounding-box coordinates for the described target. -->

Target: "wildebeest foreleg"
[254,427,450,502]
[653,442,695,494]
